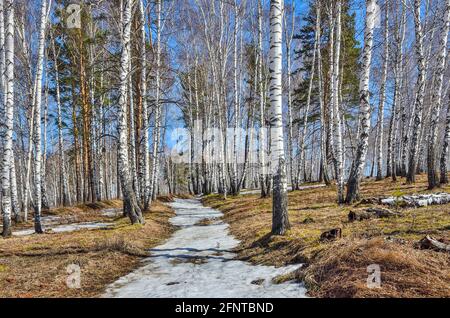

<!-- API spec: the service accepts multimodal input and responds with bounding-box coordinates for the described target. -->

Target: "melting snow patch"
[13,222,113,236]
[101,208,122,218]
[103,198,307,298]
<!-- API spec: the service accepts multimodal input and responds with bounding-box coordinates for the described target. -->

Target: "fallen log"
[365,208,402,218]
[320,228,342,241]
[348,208,401,222]
[416,235,450,252]
[381,193,450,207]
[355,197,381,206]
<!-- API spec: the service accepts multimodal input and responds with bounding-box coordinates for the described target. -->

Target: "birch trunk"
[139,0,150,210]
[345,0,376,203]
[118,0,144,224]
[284,0,295,189]
[230,0,239,195]
[128,54,139,199]
[428,0,450,189]
[326,3,336,179]
[32,0,49,234]
[0,0,5,96]
[1,0,14,237]
[375,3,389,181]
[41,81,50,210]
[316,2,330,185]
[11,158,19,222]
[150,0,162,203]
[270,0,290,235]
[332,0,344,203]
[258,0,268,198]
[441,92,450,184]
[407,0,426,184]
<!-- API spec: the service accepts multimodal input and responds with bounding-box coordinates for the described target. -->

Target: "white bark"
[150,0,162,203]
[32,0,49,233]
[257,0,267,197]
[375,2,388,181]
[231,0,239,195]
[284,0,295,188]
[333,0,344,203]
[118,0,144,224]
[0,0,5,97]
[128,50,139,199]
[428,0,450,188]
[1,0,14,237]
[269,0,290,235]
[407,0,426,183]
[139,0,150,209]
[345,0,376,203]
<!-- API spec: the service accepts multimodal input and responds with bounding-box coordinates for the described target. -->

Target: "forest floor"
[203,175,450,298]
[0,199,175,297]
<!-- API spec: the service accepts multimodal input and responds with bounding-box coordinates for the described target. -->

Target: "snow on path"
[103,198,307,298]
[13,221,114,236]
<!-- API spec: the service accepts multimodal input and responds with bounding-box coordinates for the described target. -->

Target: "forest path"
[103,198,307,298]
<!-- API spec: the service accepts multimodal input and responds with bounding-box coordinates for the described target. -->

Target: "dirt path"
[103,198,307,298]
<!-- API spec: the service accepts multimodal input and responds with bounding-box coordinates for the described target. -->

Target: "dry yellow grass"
[0,201,175,298]
[203,175,450,298]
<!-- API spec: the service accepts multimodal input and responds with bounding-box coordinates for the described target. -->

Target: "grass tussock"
[203,175,450,297]
[0,201,175,298]
[298,238,450,298]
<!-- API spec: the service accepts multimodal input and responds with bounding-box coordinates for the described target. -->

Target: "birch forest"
[0,0,449,299]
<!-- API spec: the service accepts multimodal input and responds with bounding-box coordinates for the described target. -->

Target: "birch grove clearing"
[1,0,450,240]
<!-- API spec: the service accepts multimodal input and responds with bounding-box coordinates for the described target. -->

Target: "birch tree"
[441,91,450,184]
[427,0,450,189]
[139,0,150,210]
[375,1,388,181]
[117,0,144,224]
[269,0,290,235]
[332,0,344,203]
[345,0,376,203]
[407,0,426,184]
[150,0,162,202]
[258,0,268,198]
[284,0,295,189]
[33,0,50,233]
[1,0,14,237]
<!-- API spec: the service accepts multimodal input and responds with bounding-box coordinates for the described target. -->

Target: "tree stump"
[320,228,342,241]
[348,210,372,222]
